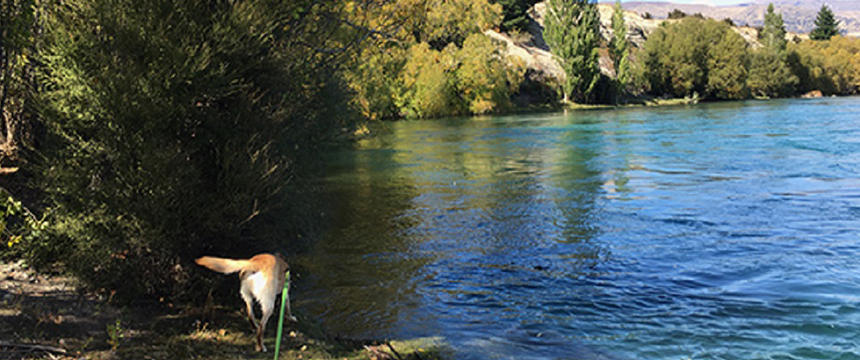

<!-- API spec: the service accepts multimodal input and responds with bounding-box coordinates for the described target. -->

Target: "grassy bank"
[0,260,448,360]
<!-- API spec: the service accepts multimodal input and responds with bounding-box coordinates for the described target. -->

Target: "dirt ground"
[0,260,446,360]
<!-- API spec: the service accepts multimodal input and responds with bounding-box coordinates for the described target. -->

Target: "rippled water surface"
[296,98,860,359]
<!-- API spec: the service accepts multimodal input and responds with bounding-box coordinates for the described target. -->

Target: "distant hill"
[753,0,859,12]
[617,1,860,35]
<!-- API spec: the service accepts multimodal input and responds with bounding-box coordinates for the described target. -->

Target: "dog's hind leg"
[284,289,298,322]
[240,284,262,351]
[256,295,275,353]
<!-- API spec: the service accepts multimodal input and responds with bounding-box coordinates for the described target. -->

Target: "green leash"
[273,270,290,359]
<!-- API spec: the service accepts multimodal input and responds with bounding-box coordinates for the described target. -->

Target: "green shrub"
[788,37,860,95]
[396,42,463,118]
[642,17,749,100]
[747,48,797,98]
[457,34,524,114]
[34,0,359,301]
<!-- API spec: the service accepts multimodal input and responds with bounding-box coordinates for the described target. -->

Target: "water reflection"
[296,97,860,359]
[300,116,615,342]
[296,133,426,338]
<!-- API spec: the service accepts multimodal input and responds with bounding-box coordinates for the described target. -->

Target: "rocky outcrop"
[494,2,777,84]
[801,90,823,98]
[493,3,666,82]
[484,29,563,80]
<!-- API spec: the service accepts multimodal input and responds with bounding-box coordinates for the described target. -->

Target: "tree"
[748,48,797,97]
[761,3,787,52]
[36,0,363,300]
[396,43,462,118]
[787,37,860,95]
[0,0,36,173]
[810,5,840,41]
[642,17,750,100]
[345,0,524,119]
[643,18,722,98]
[667,9,687,19]
[748,3,797,98]
[610,0,631,96]
[344,45,407,120]
[456,34,524,114]
[493,0,541,32]
[544,0,601,103]
[423,0,503,48]
[707,29,749,99]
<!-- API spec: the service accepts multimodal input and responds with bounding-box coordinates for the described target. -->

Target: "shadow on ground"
[0,260,448,360]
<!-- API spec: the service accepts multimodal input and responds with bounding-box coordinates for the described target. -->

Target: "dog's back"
[195,253,293,352]
[238,254,286,307]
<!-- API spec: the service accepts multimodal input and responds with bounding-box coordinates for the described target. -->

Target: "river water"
[296,97,860,359]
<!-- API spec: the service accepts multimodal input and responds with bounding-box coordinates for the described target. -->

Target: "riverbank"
[561,96,700,111]
[0,260,447,360]
[521,92,837,114]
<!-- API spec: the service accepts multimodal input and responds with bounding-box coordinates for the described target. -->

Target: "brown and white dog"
[195,253,297,352]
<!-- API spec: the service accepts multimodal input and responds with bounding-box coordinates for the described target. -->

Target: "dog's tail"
[195,256,250,274]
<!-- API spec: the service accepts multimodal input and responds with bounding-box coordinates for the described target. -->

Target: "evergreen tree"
[667,9,687,19]
[493,0,540,32]
[761,3,787,52]
[610,0,631,96]
[810,4,840,41]
[544,0,601,103]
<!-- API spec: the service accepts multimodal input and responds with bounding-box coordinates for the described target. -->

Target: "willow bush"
[344,0,526,119]
[33,0,360,301]
[788,36,860,95]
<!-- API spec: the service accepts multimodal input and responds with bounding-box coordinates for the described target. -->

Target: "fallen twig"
[385,341,404,360]
[0,341,67,354]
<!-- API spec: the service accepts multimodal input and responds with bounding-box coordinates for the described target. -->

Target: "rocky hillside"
[492,3,763,80]
[621,1,860,36]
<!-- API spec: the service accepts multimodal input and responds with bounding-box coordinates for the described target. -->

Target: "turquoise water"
[298,97,860,359]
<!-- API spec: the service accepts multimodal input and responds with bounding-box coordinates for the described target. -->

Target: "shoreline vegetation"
[0,0,858,358]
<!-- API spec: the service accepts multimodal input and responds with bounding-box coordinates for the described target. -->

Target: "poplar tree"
[610,0,630,95]
[748,3,797,98]
[810,5,840,41]
[544,0,601,103]
[761,3,787,52]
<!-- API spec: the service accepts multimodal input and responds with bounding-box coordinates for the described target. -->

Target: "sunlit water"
[295,97,860,359]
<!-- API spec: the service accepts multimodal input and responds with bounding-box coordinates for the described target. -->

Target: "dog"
[195,253,297,352]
